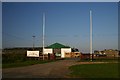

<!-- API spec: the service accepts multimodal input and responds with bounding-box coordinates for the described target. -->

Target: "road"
[2,59,79,78]
[2,59,109,78]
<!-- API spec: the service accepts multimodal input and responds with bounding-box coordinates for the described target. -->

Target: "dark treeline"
[3,47,43,51]
[2,47,43,64]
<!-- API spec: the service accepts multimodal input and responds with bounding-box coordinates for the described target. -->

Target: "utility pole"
[43,13,45,60]
[90,10,93,61]
[32,36,35,50]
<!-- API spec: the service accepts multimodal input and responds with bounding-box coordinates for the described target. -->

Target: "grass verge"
[78,58,119,62]
[69,63,119,78]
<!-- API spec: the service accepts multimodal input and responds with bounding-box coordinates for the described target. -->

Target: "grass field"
[78,57,119,62]
[2,60,57,68]
[69,63,119,78]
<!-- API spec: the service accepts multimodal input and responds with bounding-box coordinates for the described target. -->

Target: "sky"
[2,2,118,53]
[1,0,120,2]
[0,1,2,50]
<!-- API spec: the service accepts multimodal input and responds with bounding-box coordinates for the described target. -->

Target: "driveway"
[2,59,110,78]
[2,59,79,78]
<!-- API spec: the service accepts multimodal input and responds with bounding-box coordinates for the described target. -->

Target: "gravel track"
[2,59,112,78]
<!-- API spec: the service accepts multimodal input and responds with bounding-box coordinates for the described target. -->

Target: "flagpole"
[90,10,93,61]
[43,13,45,60]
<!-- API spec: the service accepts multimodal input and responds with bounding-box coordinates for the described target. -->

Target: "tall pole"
[90,10,93,61]
[32,36,35,50]
[43,13,45,60]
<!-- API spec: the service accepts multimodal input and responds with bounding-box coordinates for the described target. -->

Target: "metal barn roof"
[47,43,70,49]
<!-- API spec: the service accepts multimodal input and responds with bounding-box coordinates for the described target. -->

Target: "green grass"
[78,58,119,62]
[2,60,57,68]
[69,63,119,78]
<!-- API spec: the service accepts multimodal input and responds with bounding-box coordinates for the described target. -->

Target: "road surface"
[2,59,79,78]
[2,59,109,78]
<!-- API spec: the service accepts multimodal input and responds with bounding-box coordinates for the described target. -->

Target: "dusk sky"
[2,2,118,53]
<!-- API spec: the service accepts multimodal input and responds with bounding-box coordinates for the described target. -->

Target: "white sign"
[27,51,39,57]
[61,48,71,58]
[44,48,53,54]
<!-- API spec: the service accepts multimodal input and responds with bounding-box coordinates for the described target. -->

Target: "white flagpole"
[43,13,45,60]
[90,10,93,61]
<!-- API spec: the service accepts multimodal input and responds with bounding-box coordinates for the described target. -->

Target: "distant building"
[94,49,119,57]
[64,48,81,58]
[45,43,71,58]
[104,49,119,57]
[44,43,81,58]
[65,52,81,58]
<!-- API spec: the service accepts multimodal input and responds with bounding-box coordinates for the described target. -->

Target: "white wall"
[44,48,53,54]
[61,48,71,58]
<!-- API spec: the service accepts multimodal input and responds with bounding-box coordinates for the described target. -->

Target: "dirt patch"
[2,60,75,78]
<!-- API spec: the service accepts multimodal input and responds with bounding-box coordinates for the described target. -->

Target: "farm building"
[104,49,119,57]
[44,43,71,58]
[64,48,81,58]
[94,49,119,57]
[65,52,81,58]
[44,43,81,58]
